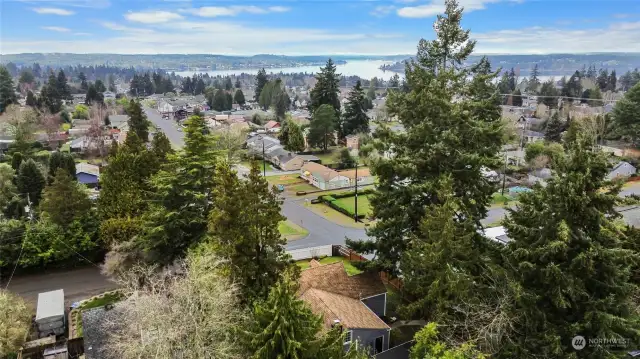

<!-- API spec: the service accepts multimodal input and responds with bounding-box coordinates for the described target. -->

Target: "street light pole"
[262,139,266,177]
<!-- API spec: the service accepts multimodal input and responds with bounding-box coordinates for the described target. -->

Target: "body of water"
[174,60,400,81]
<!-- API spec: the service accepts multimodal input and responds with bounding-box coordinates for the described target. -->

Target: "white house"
[301,162,349,190]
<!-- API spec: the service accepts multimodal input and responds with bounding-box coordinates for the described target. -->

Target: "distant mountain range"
[380,53,640,77]
[0,53,410,70]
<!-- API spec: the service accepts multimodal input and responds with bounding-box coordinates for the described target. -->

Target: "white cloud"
[7,18,640,55]
[41,26,71,32]
[398,0,503,18]
[474,22,640,54]
[32,7,75,15]
[19,0,110,9]
[125,10,184,24]
[180,5,291,17]
[371,5,395,17]
[74,32,91,36]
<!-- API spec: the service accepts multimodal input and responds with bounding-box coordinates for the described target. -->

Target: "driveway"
[144,106,184,148]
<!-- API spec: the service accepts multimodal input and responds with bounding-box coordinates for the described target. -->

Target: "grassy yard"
[333,195,372,216]
[491,192,516,207]
[296,256,363,276]
[241,159,275,171]
[312,147,342,164]
[266,174,304,185]
[287,182,318,193]
[278,220,309,240]
[305,202,367,229]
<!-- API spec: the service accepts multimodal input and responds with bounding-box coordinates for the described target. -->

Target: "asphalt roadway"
[144,106,185,148]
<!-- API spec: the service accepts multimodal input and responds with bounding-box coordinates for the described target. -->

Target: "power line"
[4,236,26,290]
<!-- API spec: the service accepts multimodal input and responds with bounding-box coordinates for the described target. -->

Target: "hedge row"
[319,192,370,220]
[318,188,375,201]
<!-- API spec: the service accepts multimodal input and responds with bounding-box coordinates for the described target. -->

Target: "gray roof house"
[108,115,129,129]
[607,161,637,181]
[299,261,390,355]
[528,168,552,187]
[82,305,126,359]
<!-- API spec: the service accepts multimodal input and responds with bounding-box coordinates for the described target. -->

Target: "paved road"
[144,107,185,148]
[3,267,117,306]
[283,199,369,250]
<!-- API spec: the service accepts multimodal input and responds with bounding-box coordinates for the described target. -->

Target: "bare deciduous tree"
[102,253,249,359]
[0,290,31,357]
[212,126,246,165]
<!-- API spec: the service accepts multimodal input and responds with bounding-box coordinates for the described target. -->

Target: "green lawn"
[288,183,318,193]
[313,147,342,164]
[278,220,309,240]
[266,174,304,185]
[296,256,363,276]
[241,159,275,171]
[491,192,515,206]
[332,195,372,216]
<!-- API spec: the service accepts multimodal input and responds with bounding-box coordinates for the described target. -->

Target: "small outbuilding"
[36,289,66,338]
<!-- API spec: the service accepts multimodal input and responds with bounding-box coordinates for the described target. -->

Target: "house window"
[344,330,352,345]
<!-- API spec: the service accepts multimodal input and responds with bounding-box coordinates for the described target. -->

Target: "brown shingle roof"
[301,162,341,182]
[299,262,386,300]
[301,288,389,330]
[338,168,371,179]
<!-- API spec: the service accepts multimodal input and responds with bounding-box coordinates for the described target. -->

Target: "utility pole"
[25,193,34,222]
[501,152,508,195]
[354,161,358,223]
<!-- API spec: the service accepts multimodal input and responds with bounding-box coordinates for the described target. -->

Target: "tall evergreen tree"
[233,89,246,106]
[597,68,609,91]
[25,90,36,107]
[141,114,218,264]
[611,82,640,145]
[56,69,71,101]
[287,121,306,153]
[98,133,159,223]
[224,77,233,91]
[246,271,361,359]
[16,159,46,207]
[127,100,150,142]
[342,80,370,137]
[234,78,242,88]
[0,66,16,113]
[307,104,336,152]
[94,79,106,93]
[194,78,206,95]
[40,168,91,228]
[348,0,504,275]
[539,79,559,108]
[527,64,540,93]
[608,69,617,92]
[255,68,268,102]
[544,112,564,142]
[500,136,640,358]
[309,59,341,117]
[207,162,288,301]
[212,89,227,111]
[150,131,173,161]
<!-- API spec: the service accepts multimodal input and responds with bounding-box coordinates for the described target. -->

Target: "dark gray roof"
[524,130,545,138]
[108,115,129,128]
[374,341,413,359]
[82,305,126,359]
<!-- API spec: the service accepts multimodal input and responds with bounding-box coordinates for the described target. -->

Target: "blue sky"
[1,0,640,55]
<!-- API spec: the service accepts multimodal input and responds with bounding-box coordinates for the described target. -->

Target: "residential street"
[2,267,117,306]
[144,106,185,148]
[283,199,369,250]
